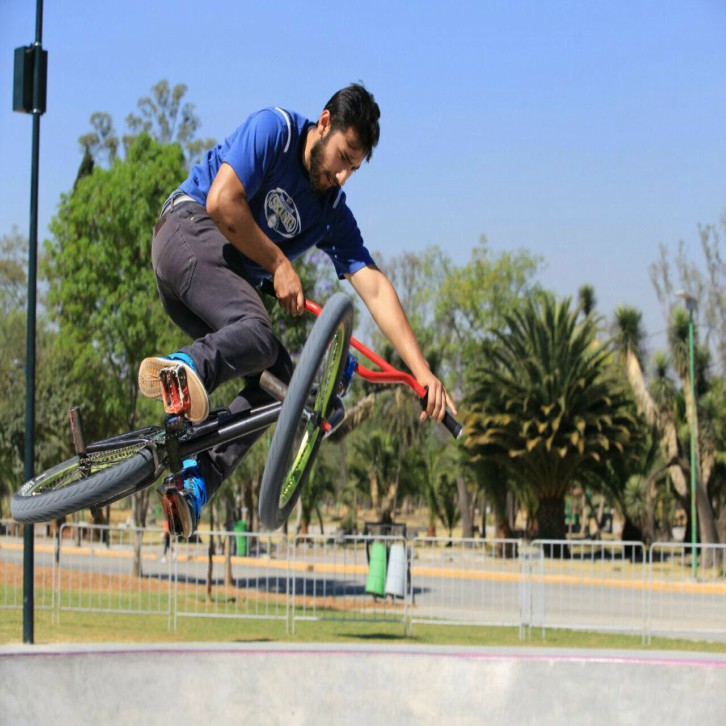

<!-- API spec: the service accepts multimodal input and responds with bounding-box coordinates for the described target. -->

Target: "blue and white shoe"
[157,459,208,538]
[138,352,209,423]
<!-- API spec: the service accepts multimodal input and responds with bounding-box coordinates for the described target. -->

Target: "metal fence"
[409,537,523,632]
[530,539,648,638]
[0,519,56,613]
[2,522,726,642]
[56,523,172,623]
[290,534,409,634]
[173,528,289,628]
[648,542,726,642]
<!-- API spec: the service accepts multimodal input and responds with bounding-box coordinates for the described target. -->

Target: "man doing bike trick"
[139,83,455,537]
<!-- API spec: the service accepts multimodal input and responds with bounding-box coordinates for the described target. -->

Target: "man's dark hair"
[324,83,381,161]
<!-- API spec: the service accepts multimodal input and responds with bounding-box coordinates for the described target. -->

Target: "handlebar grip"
[442,410,464,440]
[420,392,463,440]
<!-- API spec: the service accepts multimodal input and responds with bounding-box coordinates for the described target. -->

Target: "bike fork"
[259,371,344,437]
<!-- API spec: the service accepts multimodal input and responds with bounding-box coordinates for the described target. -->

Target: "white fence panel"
[409,538,522,630]
[0,519,56,611]
[173,529,289,627]
[4,519,726,643]
[57,523,172,620]
[291,534,408,633]
[532,540,647,637]
[648,543,726,642]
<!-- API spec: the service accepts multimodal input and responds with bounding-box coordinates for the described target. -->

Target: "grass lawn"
[2,608,726,654]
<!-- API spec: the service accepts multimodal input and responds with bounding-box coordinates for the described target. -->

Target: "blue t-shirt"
[180,107,375,284]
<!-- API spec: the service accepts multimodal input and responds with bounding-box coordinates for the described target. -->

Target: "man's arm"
[206,163,305,316]
[346,264,456,422]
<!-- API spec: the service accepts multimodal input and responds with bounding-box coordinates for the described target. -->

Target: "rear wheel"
[259,293,353,530]
[11,427,165,524]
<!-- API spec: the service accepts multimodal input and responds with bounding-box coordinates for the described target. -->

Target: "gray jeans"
[151,199,293,496]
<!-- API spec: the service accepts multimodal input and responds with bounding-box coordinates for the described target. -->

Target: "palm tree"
[668,307,719,545]
[577,284,597,318]
[613,305,722,546]
[699,379,726,543]
[465,293,636,541]
[350,430,402,523]
[612,308,691,497]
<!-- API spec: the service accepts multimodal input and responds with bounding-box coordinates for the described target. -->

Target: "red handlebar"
[300,288,461,439]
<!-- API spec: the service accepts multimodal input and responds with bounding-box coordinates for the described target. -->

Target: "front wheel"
[11,427,166,524]
[259,293,353,530]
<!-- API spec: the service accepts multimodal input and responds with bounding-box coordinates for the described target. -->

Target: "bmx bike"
[11,287,462,532]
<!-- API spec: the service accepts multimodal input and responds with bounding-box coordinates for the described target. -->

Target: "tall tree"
[466,293,637,541]
[124,80,215,165]
[577,284,597,318]
[649,214,726,371]
[668,307,719,545]
[0,230,113,513]
[79,80,215,169]
[46,134,189,432]
[612,303,722,545]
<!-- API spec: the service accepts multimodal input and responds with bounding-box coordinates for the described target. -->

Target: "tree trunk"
[479,491,486,539]
[506,491,516,532]
[244,477,255,533]
[682,373,720,546]
[206,506,214,604]
[132,493,143,578]
[621,517,645,561]
[224,534,234,586]
[718,503,726,545]
[536,496,566,541]
[696,484,720,545]
[456,476,473,538]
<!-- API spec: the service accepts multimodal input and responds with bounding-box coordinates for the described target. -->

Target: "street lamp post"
[13,0,47,644]
[676,290,698,579]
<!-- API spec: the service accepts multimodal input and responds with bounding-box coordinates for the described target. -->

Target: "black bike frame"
[179,401,282,460]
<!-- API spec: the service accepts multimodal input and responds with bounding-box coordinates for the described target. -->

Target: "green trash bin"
[234,520,248,556]
[365,540,387,597]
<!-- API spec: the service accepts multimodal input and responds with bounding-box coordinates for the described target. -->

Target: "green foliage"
[437,237,542,378]
[80,80,216,169]
[465,292,637,538]
[45,134,189,432]
[437,474,461,537]
[577,284,597,317]
[299,454,338,533]
[124,80,216,165]
[649,214,726,372]
[0,231,26,500]
[0,230,115,505]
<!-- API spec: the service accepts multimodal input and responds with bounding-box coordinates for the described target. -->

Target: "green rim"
[21,441,152,496]
[278,321,348,508]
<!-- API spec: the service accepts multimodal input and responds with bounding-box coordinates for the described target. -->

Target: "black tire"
[259,293,353,530]
[11,428,165,524]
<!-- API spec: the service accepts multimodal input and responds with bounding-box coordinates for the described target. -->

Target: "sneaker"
[139,352,209,423]
[157,459,208,538]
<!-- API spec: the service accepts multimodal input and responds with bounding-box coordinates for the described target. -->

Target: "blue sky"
[2,1,725,352]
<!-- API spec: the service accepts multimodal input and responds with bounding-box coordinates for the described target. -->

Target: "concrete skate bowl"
[1,642,725,725]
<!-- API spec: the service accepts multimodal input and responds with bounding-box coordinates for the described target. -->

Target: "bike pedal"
[157,482,184,535]
[159,365,192,416]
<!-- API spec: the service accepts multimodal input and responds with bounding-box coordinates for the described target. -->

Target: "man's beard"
[309,133,335,195]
